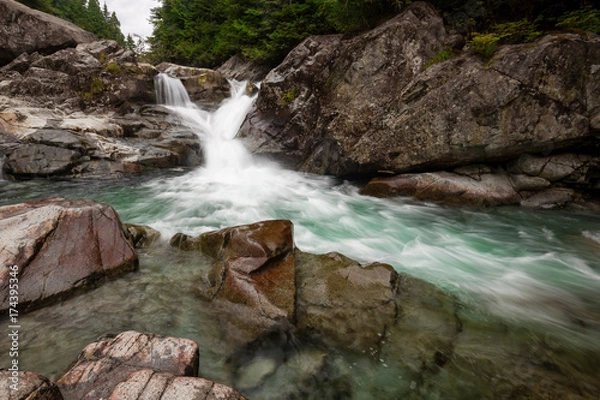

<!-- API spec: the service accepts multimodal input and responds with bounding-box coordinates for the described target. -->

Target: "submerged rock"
[0,197,138,314]
[0,370,63,400]
[295,251,399,351]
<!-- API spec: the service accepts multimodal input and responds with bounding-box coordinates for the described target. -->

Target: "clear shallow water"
[1,76,599,397]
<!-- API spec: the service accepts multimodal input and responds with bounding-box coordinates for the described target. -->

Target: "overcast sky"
[103,0,159,39]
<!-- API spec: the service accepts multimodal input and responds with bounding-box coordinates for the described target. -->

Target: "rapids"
[0,75,599,398]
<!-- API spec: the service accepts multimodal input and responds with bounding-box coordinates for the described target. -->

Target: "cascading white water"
[155,73,254,173]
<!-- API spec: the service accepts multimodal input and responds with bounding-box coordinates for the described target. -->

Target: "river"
[0,75,599,398]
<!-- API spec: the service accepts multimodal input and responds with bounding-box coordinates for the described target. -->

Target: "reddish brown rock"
[0,370,63,400]
[0,197,138,314]
[198,220,296,348]
[57,331,199,400]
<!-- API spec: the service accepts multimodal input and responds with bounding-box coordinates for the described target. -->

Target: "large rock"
[196,220,296,349]
[0,197,138,314]
[361,154,599,208]
[360,170,521,206]
[0,0,96,66]
[57,331,199,400]
[240,2,599,183]
[240,1,461,174]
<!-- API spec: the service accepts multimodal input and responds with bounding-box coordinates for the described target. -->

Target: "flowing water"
[1,75,599,398]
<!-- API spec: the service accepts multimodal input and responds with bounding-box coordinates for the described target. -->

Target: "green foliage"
[556,6,600,34]
[280,87,297,106]
[424,49,454,69]
[468,33,500,58]
[492,19,542,44]
[18,0,56,13]
[469,19,541,58]
[81,76,104,100]
[104,61,121,74]
[148,0,405,68]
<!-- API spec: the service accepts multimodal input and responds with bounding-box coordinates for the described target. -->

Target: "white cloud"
[102,0,159,39]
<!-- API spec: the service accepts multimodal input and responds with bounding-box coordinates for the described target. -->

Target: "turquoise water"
[1,76,599,397]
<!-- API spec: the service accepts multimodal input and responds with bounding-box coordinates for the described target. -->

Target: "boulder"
[0,0,96,66]
[239,2,599,185]
[360,153,599,208]
[1,38,157,110]
[57,331,199,400]
[0,197,138,314]
[0,370,63,400]
[360,171,522,206]
[197,220,296,349]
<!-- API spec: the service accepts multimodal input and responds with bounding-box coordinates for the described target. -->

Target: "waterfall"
[154,73,256,172]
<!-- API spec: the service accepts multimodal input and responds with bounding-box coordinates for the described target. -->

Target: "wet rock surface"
[361,153,600,209]
[109,369,247,400]
[0,197,138,314]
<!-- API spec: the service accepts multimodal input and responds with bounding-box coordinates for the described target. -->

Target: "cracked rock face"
[0,197,138,314]
[57,331,200,400]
